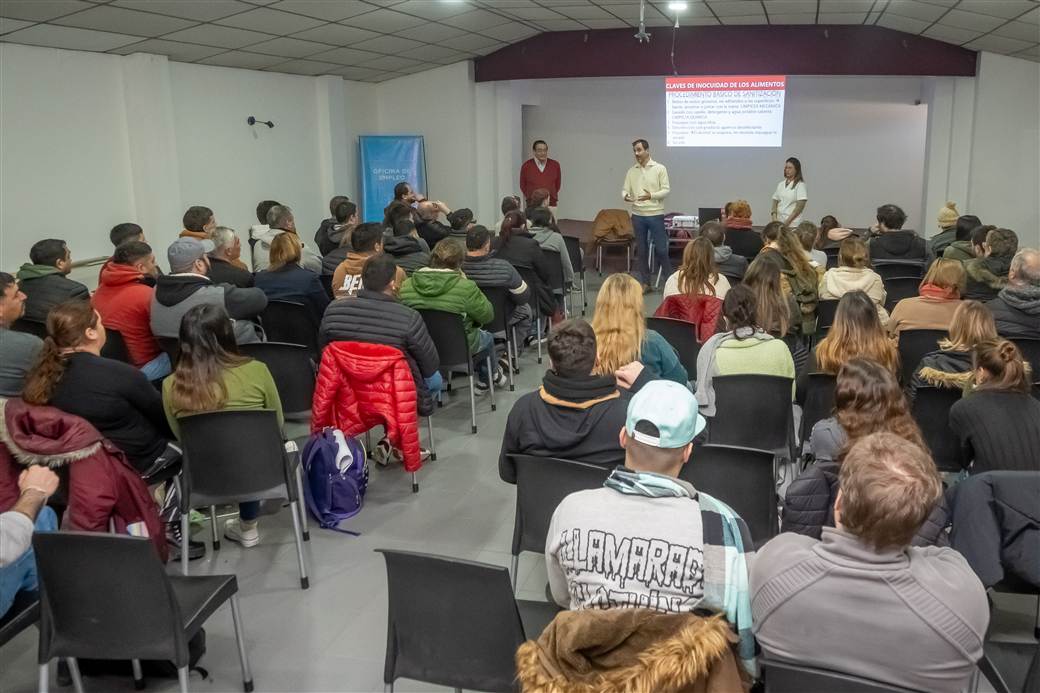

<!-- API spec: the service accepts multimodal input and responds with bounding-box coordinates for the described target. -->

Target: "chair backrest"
[515,265,552,317]
[178,409,292,508]
[709,375,794,453]
[377,549,528,692]
[33,532,188,664]
[823,247,840,270]
[511,454,612,556]
[260,299,319,354]
[646,316,701,378]
[1012,338,1040,381]
[100,328,132,364]
[680,444,777,544]
[239,342,315,416]
[816,300,839,336]
[417,308,471,371]
[883,276,921,313]
[156,336,181,365]
[799,373,837,447]
[562,235,583,275]
[480,286,512,336]
[11,318,47,339]
[0,591,39,648]
[542,249,565,292]
[910,386,966,472]
[897,329,948,385]
[763,658,920,693]
[873,260,925,280]
[319,273,335,300]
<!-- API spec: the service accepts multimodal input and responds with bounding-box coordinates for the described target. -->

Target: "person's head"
[794,221,818,253]
[724,200,752,221]
[334,200,358,225]
[109,222,144,247]
[266,204,295,232]
[876,204,907,231]
[526,206,552,228]
[465,225,492,255]
[268,231,302,271]
[590,273,645,375]
[168,303,250,414]
[973,339,1032,394]
[528,188,550,209]
[760,221,785,246]
[430,238,464,270]
[29,239,72,275]
[361,253,401,296]
[183,205,215,233]
[766,224,815,277]
[547,318,597,378]
[351,223,385,254]
[256,200,280,225]
[835,432,941,552]
[328,195,350,218]
[819,215,840,234]
[22,301,106,405]
[940,300,997,352]
[392,217,417,239]
[970,224,996,255]
[501,195,521,216]
[417,200,439,222]
[983,227,1018,259]
[532,139,548,162]
[783,157,803,184]
[167,237,214,275]
[447,208,474,231]
[620,380,705,478]
[112,240,157,278]
[208,226,241,263]
[722,284,758,333]
[698,220,726,248]
[677,236,719,297]
[920,258,967,296]
[816,291,899,375]
[1008,248,1040,288]
[499,210,527,245]
[631,138,650,165]
[837,237,870,269]
[0,272,27,327]
[833,358,924,456]
[955,214,981,241]
[936,201,959,230]
[393,182,414,203]
[743,258,790,337]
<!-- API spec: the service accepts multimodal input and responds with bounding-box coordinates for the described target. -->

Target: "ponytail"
[21,300,98,405]
[973,339,1032,394]
[499,210,526,246]
[22,336,67,405]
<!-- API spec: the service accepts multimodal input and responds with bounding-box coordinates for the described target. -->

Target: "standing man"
[519,140,562,216]
[622,139,670,292]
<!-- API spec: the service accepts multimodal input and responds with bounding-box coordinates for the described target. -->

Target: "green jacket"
[16,263,62,280]
[942,240,974,263]
[399,268,493,353]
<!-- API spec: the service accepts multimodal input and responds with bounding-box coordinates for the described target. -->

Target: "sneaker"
[420,448,433,462]
[497,354,511,374]
[372,437,402,466]
[224,518,260,548]
[493,369,508,388]
[473,379,490,395]
[167,522,206,560]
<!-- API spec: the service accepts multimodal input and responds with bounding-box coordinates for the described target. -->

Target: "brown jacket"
[591,209,634,242]
[516,609,747,693]
[887,295,960,337]
[331,251,405,298]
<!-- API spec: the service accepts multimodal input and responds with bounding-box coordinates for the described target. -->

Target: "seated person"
[151,238,266,345]
[382,217,431,276]
[0,272,42,397]
[15,239,89,323]
[988,247,1040,339]
[695,285,795,417]
[446,207,475,244]
[928,202,961,257]
[943,221,991,263]
[867,203,927,263]
[795,222,827,267]
[493,211,556,330]
[662,236,730,300]
[546,380,755,674]
[754,432,989,693]
[743,258,807,372]
[399,240,505,392]
[699,220,748,281]
[415,199,453,248]
[109,222,146,248]
[314,195,353,256]
[757,223,822,336]
[963,227,1018,302]
[887,258,965,337]
[252,205,322,274]
[319,201,359,277]
[461,225,532,357]
[206,226,253,288]
[248,199,280,259]
[253,232,329,323]
[0,466,59,618]
[499,318,654,482]
[179,204,216,241]
[907,300,996,404]
[331,223,406,298]
[527,206,575,293]
[162,303,283,548]
[721,199,762,260]
[818,237,888,325]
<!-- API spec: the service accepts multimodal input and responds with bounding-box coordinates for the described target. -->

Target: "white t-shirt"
[772,179,807,225]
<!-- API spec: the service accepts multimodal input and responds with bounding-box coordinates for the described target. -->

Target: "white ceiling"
[0,0,1036,82]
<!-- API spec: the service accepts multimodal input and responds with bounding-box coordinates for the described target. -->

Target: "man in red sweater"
[519,140,562,215]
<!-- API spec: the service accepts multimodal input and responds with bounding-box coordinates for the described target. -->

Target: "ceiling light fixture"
[668,1,688,10]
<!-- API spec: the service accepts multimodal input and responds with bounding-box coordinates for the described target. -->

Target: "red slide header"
[666,75,786,92]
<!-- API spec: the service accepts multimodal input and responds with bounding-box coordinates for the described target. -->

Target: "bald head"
[1009,248,1040,288]
[417,200,437,221]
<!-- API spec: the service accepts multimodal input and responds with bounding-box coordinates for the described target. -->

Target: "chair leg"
[468,373,477,434]
[487,354,496,412]
[67,658,84,693]
[626,244,631,272]
[384,684,393,693]
[181,512,190,576]
[132,658,145,690]
[229,594,255,692]
[510,554,519,593]
[411,471,418,494]
[454,688,463,693]
[426,417,437,461]
[511,326,520,374]
[289,500,309,590]
[39,662,49,693]
[295,463,309,541]
[597,245,602,276]
[506,337,515,391]
[581,275,587,315]
[178,666,189,693]
[209,506,220,551]
[536,316,543,364]
[364,430,372,457]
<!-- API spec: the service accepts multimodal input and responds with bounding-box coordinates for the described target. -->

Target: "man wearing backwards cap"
[150,237,267,345]
[545,380,757,675]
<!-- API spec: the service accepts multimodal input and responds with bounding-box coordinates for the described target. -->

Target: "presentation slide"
[666,75,786,148]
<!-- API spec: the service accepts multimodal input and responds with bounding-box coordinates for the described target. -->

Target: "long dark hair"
[722,284,758,336]
[498,210,527,246]
[168,303,250,413]
[23,300,100,405]
[785,156,804,185]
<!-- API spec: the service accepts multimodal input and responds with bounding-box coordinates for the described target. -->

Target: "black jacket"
[383,234,431,275]
[907,349,972,404]
[988,286,1040,340]
[949,390,1040,473]
[963,255,1012,302]
[492,233,555,315]
[18,272,90,322]
[461,254,530,306]
[929,228,957,258]
[254,263,330,323]
[714,246,747,281]
[781,459,839,539]
[868,230,927,262]
[321,246,350,277]
[723,226,763,260]
[207,257,254,288]
[417,219,451,248]
[315,218,352,256]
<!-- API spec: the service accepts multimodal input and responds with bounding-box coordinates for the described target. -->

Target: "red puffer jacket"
[312,342,422,473]
[654,294,723,342]
[0,398,168,561]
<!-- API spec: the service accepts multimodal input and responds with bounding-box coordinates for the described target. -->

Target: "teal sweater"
[640,330,688,384]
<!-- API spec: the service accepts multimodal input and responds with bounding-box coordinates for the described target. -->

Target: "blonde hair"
[920,258,966,295]
[838,237,870,269]
[591,273,645,375]
[940,300,997,352]
[816,291,899,375]
[269,232,302,271]
[677,237,719,296]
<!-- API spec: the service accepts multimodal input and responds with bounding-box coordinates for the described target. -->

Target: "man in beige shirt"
[622,139,671,291]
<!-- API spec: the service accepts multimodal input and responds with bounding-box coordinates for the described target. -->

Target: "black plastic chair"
[596,238,632,276]
[418,309,495,434]
[646,316,700,380]
[708,375,795,465]
[319,273,335,300]
[377,549,560,693]
[799,373,837,451]
[897,329,948,385]
[911,386,966,473]
[873,260,925,280]
[823,247,840,270]
[99,329,133,364]
[763,658,920,692]
[177,410,309,588]
[509,454,612,592]
[542,249,567,316]
[480,286,520,392]
[516,265,547,364]
[239,342,315,422]
[883,276,921,313]
[259,300,319,357]
[562,235,586,316]
[1012,338,1040,381]
[680,444,777,546]
[33,532,253,693]
[815,300,839,338]
[11,317,47,339]
[0,590,39,648]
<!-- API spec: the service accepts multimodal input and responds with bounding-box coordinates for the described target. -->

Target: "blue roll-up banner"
[358,135,427,223]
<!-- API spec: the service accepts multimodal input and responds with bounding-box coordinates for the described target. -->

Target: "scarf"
[724,217,753,230]
[694,327,773,417]
[604,467,693,498]
[918,282,959,301]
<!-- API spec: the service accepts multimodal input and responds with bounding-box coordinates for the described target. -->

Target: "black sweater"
[949,390,1040,473]
[48,352,172,472]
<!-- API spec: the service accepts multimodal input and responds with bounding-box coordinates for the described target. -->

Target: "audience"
[446,207,475,244]
[526,206,574,293]
[695,285,795,416]
[721,199,762,260]
[949,339,1040,473]
[248,199,281,257]
[928,201,960,257]
[817,214,854,247]
[698,220,747,280]
[908,300,997,403]
[314,195,352,255]
[16,239,89,323]
[795,221,826,267]
[0,273,42,397]
[109,222,146,247]
[591,273,687,384]
[943,219,988,263]
[415,199,453,248]
[0,465,59,618]
[988,247,1040,339]
[382,217,431,276]
[743,258,807,372]
[92,241,168,380]
[496,194,522,231]
[461,225,532,355]
[662,236,730,300]
[163,303,283,548]
[868,203,926,263]
[253,232,329,322]
[331,223,406,298]
[252,204,322,274]
[180,205,216,241]
[494,211,556,328]
[818,237,889,326]
[806,291,899,387]
[206,226,253,288]
[754,432,988,693]
[758,222,820,335]
[151,237,266,345]
[963,227,1018,301]
[546,380,755,673]
[886,258,966,337]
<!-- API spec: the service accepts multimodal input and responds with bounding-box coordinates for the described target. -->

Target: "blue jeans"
[633,214,670,285]
[423,371,443,396]
[0,507,57,617]
[472,329,496,383]
[140,352,172,381]
[239,501,261,523]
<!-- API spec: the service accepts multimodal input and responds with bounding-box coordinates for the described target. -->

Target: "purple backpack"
[302,428,368,535]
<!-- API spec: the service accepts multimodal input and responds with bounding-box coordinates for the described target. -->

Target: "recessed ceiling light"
[668,1,688,10]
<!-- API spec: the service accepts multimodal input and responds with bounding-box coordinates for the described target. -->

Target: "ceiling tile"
[108,37,227,60]
[883,0,948,22]
[473,0,538,7]
[398,21,470,41]
[608,3,670,25]
[0,17,33,33]
[52,6,198,37]
[1013,44,1040,58]
[246,36,330,56]
[215,6,325,32]
[763,0,818,13]
[357,52,422,69]
[481,22,540,40]
[350,33,424,52]
[580,18,630,28]
[866,10,881,24]
[290,23,379,43]
[448,8,513,30]
[470,40,505,54]
[389,0,474,20]
[818,12,868,24]
[707,0,768,17]
[161,23,275,48]
[329,64,382,78]
[449,32,502,51]
[1019,7,1038,25]
[404,42,471,61]
[918,0,959,6]
[769,12,818,24]
[263,57,339,74]
[955,1,1038,20]
[110,0,252,21]
[197,49,285,67]
[347,8,425,31]
[534,0,594,4]
[992,21,1038,41]
[682,17,724,25]
[554,5,613,19]
[363,70,405,82]
[501,5,566,20]
[820,0,872,11]
[0,23,141,50]
[939,9,1007,32]
[876,13,931,33]
[307,45,383,63]
[721,14,769,23]
[923,23,983,43]
[535,18,587,30]
[0,0,92,22]
[267,0,377,21]
[964,33,1034,52]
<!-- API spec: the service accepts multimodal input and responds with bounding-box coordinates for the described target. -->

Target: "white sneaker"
[224,518,260,548]
[372,437,402,466]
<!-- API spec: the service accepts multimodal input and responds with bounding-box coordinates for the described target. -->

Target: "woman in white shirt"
[662,236,731,300]
[771,157,808,226]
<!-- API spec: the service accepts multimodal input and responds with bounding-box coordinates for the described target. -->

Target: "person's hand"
[623,192,633,202]
[19,466,59,498]
[615,361,645,389]
[435,200,451,215]
[637,189,652,202]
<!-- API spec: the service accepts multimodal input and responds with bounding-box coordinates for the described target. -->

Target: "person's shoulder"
[555,487,614,515]
[1,329,42,348]
[756,531,817,564]
[906,545,988,601]
[236,358,273,379]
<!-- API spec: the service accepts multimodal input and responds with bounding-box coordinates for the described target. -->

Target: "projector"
[670,215,699,230]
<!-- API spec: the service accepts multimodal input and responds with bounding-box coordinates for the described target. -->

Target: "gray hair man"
[251,204,323,273]
[987,247,1040,339]
[207,226,253,288]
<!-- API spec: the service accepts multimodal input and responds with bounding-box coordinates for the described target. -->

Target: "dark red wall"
[474,25,977,82]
